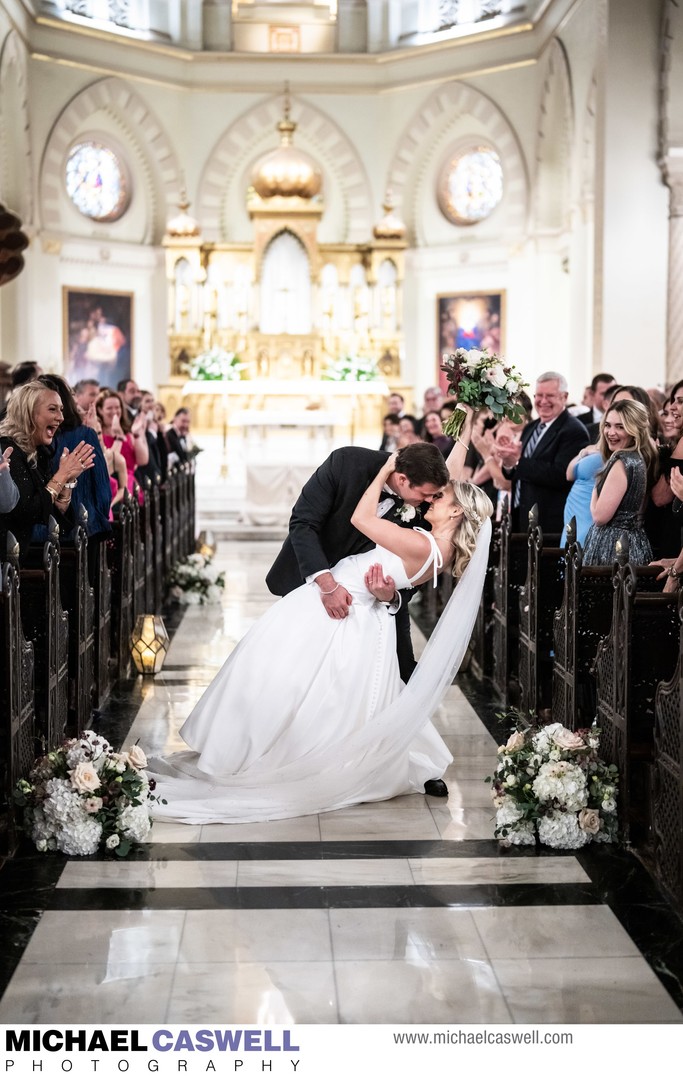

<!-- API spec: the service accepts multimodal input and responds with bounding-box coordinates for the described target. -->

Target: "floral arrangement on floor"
[187,347,247,382]
[14,731,159,857]
[168,551,225,605]
[440,347,527,439]
[321,354,381,382]
[486,718,619,849]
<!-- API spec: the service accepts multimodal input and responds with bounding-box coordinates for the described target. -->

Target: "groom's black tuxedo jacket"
[267,447,400,594]
[266,446,423,681]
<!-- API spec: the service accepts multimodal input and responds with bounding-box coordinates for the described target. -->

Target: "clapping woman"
[0,382,95,562]
[35,374,111,547]
[96,388,149,502]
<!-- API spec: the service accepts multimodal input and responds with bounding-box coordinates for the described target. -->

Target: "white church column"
[593,0,669,385]
[665,166,683,383]
[337,0,367,52]
[203,0,232,50]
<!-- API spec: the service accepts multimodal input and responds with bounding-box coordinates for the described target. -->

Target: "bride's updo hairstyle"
[449,481,493,580]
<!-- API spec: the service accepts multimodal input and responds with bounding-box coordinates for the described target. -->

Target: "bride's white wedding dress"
[149,521,491,823]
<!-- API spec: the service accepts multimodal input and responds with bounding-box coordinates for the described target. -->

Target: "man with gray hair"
[496,371,589,533]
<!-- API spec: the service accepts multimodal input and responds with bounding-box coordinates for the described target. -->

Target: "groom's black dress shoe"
[424,779,448,797]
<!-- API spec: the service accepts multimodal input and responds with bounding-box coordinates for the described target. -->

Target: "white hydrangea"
[532,761,588,812]
[531,722,563,756]
[118,803,151,843]
[42,779,84,825]
[503,822,536,846]
[56,817,102,856]
[538,810,590,850]
[180,591,202,606]
[205,585,222,603]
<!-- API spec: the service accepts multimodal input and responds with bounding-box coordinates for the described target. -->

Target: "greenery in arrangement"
[321,354,381,382]
[486,711,619,849]
[14,731,161,857]
[188,348,247,381]
[168,551,226,605]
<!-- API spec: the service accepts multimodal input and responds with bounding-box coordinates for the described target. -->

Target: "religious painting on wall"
[63,287,133,388]
[436,291,505,395]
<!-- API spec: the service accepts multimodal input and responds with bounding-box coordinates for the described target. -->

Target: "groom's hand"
[364,564,397,603]
[315,572,353,619]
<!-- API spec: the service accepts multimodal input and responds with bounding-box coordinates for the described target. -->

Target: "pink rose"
[552,727,585,751]
[578,808,601,835]
[504,731,526,753]
[125,745,148,771]
[71,762,101,794]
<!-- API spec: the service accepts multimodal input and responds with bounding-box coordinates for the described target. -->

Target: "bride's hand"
[381,451,399,476]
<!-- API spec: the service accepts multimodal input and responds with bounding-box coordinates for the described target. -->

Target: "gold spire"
[250,84,322,201]
[373,189,406,240]
[166,188,201,239]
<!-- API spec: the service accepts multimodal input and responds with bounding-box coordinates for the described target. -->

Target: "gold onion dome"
[373,190,406,240]
[166,191,201,238]
[251,96,322,200]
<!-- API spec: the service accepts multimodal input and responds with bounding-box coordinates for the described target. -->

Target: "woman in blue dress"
[562,445,603,546]
[582,399,656,566]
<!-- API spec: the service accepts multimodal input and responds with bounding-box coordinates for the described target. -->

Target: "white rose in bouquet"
[485,365,508,389]
[464,349,482,369]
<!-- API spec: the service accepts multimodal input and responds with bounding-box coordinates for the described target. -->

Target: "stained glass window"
[438,146,503,225]
[65,142,129,222]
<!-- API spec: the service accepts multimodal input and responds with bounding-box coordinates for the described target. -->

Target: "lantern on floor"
[131,614,170,675]
[196,530,217,557]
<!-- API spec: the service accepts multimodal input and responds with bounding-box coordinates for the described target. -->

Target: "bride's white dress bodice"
[331,528,441,602]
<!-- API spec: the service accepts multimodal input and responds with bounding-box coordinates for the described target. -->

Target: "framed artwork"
[63,287,133,388]
[436,291,505,394]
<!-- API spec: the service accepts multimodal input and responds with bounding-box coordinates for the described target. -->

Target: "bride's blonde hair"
[449,481,494,580]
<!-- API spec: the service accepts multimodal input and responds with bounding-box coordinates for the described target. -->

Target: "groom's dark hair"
[394,442,449,487]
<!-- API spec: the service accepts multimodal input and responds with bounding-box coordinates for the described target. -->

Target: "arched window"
[260,231,311,334]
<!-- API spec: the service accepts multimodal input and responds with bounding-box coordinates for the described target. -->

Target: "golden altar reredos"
[159,90,410,438]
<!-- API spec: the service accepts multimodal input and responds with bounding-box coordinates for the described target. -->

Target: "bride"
[149,455,493,824]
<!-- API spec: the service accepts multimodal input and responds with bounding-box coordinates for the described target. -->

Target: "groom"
[266,441,451,796]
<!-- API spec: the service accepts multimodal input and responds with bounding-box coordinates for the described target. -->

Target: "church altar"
[160,378,391,443]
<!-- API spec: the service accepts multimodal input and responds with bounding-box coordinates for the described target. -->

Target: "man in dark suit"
[117,378,141,425]
[166,407,198,466]
[496,371,590,534]
[266,441,450,795]
[576,372,616,443]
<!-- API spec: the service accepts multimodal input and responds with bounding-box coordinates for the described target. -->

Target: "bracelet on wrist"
[670,565,680,579]
[45,484,58,501]
[319,582,340,595]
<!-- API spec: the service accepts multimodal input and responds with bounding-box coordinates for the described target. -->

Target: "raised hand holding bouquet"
[440,347,527,439]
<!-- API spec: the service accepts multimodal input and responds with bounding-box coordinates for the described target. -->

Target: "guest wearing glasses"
[496,372,589,533]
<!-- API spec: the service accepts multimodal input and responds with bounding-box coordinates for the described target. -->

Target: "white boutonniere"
[396,504,418,522]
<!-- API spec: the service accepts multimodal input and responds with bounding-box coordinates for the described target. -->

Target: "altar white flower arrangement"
[440,347,527,439]
[14,731,160,857]
[188,348,247,382]
[486,718,619,849]
[321,354,381,382]
[168,551,225,605]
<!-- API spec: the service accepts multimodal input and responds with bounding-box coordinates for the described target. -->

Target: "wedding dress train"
[149,521,491,823]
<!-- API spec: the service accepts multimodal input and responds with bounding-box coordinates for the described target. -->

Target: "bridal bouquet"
[487,719,619,849]
[168,551,225,605]
[440,347,527,439]
[188,347,247,382]
[14,731,158,857]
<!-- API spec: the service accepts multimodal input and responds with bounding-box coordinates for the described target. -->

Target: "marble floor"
[1,540,683,1024]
